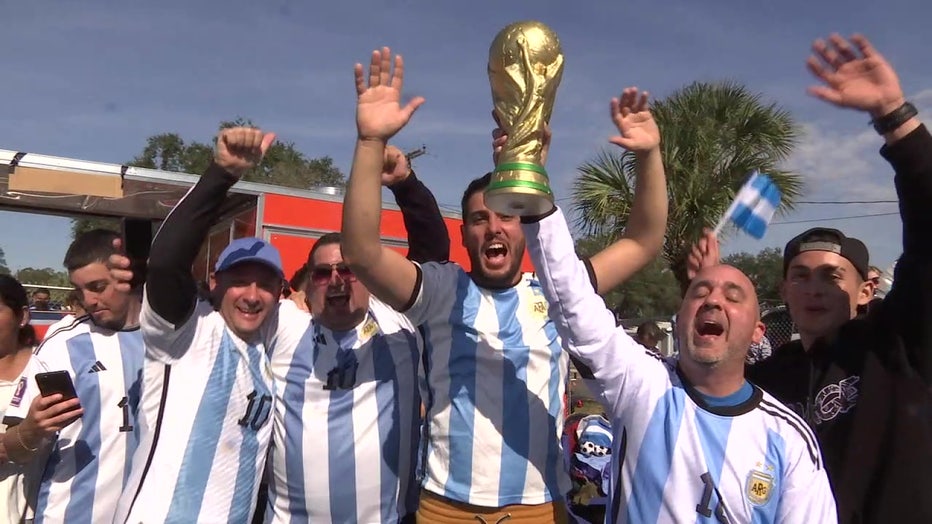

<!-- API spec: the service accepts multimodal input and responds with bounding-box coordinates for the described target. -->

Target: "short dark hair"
[0,275,36,347]
[290,264,309,291]
[32,288,51,297]
[63,229,121,272]
[307,232,342,266]
[460,173,492,219]
[636,321,663,345]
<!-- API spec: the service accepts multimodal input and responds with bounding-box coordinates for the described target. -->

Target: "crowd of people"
[0,32,928,524]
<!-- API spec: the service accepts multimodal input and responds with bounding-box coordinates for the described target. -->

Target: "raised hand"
[214,127,276,178]
[491,110,552,166]
[686,228,721,281]
[806,34,905,117]
[609,87,660,152]
[106,238,134,294]
[355,47,425,143]
[381,145,411,187]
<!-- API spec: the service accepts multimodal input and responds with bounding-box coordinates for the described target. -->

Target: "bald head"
[687,264,760,320]
[677,264,765,370]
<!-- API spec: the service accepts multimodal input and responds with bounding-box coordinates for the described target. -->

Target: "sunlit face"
[305,243,369,331]
[211,262,282,343]
[460,190,525,288]
[71,262,133,330]
[0,297,27,350]
[781,251,873,342]
[677,265,765,368]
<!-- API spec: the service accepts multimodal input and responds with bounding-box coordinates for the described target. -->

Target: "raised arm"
[144,128,276,326]
[382,145,451,263]
[807,33,932,378]
[587,88,668,294]
[341,47,426,311]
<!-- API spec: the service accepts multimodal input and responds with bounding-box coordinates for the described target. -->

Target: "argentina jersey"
[606,354,836,523]
[405,262,569,507]
[114,298,275,524]
[6,316,144,524]
[264,298,422,523]
[523,209,837,523]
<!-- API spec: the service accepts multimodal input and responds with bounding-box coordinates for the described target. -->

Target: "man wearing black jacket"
[747,34,932,523]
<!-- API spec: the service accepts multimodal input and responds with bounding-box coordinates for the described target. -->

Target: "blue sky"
[0,0,929,275]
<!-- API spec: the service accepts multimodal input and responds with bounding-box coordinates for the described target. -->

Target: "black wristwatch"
[871,101,918,135]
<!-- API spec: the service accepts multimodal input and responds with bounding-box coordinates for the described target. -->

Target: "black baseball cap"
[783,227,870,280]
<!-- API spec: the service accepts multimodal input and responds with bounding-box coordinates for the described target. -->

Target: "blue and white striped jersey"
[114,297,276,524]
[524,208,838,524]
[264,299,422,523]
[405,263,569,507]
[6,316,145,524]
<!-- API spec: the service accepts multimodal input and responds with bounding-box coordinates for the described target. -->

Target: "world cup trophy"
[485,21,564,216]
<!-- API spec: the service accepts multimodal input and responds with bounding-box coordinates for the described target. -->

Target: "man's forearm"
[342,139,389,266]
[147,163,236,325]
[589,146,667,294]
[390,172,451,263]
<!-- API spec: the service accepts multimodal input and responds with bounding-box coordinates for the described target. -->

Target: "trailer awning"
[0,149,256,221]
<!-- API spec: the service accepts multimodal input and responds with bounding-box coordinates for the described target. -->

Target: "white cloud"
[786,88,932,202]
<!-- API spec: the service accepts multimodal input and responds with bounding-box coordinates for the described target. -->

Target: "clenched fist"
[214,127,277,178]
[381,145,411,187]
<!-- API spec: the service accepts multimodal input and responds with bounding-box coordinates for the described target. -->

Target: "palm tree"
[572,81,803,289]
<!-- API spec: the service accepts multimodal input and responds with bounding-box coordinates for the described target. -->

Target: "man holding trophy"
[341,21,668,523]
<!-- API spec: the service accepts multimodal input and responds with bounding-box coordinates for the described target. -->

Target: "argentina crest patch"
[746,469,774,506]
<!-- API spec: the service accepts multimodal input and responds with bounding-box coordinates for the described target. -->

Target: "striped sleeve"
[402,262,462,327]
[140,294,213,364]
[522,208,666,413]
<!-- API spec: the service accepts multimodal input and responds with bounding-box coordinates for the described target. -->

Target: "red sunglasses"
[310,264,356,285]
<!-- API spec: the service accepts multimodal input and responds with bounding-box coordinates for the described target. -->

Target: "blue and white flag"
[713,171,782,239]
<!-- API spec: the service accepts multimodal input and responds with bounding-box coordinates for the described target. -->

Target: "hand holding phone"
[35,371,78,401]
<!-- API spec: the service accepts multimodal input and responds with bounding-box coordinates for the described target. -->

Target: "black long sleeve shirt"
[748,124,932,523]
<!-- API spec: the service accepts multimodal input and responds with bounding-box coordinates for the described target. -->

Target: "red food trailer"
[0,147,532,331]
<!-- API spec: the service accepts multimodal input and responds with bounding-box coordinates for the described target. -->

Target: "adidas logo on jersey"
[88,361,107,373]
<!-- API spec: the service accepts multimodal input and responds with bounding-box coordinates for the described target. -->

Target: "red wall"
[259,193,532,281]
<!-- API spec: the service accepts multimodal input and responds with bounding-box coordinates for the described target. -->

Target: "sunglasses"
[310,264,356,285]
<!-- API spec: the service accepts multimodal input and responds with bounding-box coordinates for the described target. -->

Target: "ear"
[857,278,875,306]
[751,321,766,345]
[459,223,466,248]
[209,272,218,291]
[19,307,30,327]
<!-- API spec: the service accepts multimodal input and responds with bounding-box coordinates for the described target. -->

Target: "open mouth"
[695,320,725,337]
[484,242,508,265]
[326,294,350,308]
[236,305,262,319]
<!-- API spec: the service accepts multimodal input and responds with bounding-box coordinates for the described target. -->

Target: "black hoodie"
[747,124,932,524]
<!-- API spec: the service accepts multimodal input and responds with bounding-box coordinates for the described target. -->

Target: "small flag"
[713,171,782,239]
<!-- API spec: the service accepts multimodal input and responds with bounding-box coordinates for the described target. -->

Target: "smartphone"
[35,371,78,401]
[121,218,153,287]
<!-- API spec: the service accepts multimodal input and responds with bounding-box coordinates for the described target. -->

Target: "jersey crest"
[746,468,775,506]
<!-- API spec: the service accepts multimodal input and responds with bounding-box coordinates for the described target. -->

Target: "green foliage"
[575,235,682,319]
[722,247,784,305]
[0,247,8,275]
[14,267,71,303]
[572,81,803,289]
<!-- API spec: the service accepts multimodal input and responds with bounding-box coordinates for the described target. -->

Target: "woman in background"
[0,275,45,522]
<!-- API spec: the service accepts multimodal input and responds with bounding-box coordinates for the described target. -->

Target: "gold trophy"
[486,20,564,216]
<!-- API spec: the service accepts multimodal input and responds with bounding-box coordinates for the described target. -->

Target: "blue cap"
[214,238,284,278]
